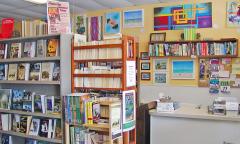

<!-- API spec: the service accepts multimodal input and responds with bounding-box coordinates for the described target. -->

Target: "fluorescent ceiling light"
[24,0,48,4]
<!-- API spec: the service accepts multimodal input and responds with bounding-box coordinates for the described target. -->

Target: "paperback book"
[0,89,11,109]
[47,39,59,57]
[10,43,21,59]
[29,63,41,81]
[0,43,7,59]
[29,118,40,136]
[36,39,47,57]
[23,42,36,58]
[7,64,18,80]
[0,64,8,80]
[11,89,24,110]
[17,63,30,81]
[41,62,54,81]
[52,63,60,81]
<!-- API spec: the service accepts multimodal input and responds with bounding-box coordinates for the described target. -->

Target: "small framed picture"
[153,59,168,71]
[140,52,149,60]
[141,62,150,70]
[150,33,166,42]
[141,72,151,80]
[154,72,167,84]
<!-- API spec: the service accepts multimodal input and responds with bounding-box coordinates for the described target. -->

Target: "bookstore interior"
[0,0,240,144]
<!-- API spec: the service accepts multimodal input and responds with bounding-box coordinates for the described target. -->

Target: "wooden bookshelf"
[70,35,137,144]
[83,123,109,132]
[0,34,72,144]
[0,130,62,143]
[148,38,238,59]
[0,109,61,119]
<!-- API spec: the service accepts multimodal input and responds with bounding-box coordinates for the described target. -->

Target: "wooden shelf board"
[0,80,60,85]
[0,130,62,143]
[0,57,60,63]
[0,34,61,42]
[0,109,61,119]
[74,59,122,62]
[74,44,122,49]
[73,74,122,78]
[83,123,109,132]
[198,55,238,59]
[98,101,121,106]
[151,56,192,58]
[74,87,122,91]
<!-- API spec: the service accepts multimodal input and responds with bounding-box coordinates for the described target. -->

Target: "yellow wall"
[83,0,240,86]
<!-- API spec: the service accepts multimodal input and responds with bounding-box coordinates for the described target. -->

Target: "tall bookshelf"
[68,35,137,144]
[0,34,72,144]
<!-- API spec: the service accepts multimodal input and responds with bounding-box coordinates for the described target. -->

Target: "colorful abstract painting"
[227,1,240,27]
[105,12,121,34]
[123,9,144,28]
[154,2,212,30]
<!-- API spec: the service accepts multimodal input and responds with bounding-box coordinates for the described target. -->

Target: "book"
[41,62,54,81]
[39,119,49,138]
[17,63,30,81]
[92,103,100,123]
[0,89,11,110]
[1,114,11,131]
[29,118,40,136]
[45,96,54,114]
[11,89,24,110]
[12,114,20,132]
[34,95,42,113]
[0,43,7,59]
[19,116,32,134]
[7,64,17,80]
[47,39,59,57]
[23,42,36,58]
[29,63,41,81]
[52,63,60,81]
[1,134,12,144]
[53,96,61,114]
[22,91,34,112]
[9,43,21,59]
[53,119,62,139]
[25,139,37,144]
[0,64,8,80]
[36,39,47,57]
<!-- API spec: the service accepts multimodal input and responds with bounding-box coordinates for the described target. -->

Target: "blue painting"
[123,9,144,28]
[105,12,121,34]
[172,60,195,79]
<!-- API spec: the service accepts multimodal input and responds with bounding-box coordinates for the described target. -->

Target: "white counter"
[150,103,240,144]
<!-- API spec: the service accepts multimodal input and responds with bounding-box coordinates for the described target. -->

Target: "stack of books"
[21,20,48,37]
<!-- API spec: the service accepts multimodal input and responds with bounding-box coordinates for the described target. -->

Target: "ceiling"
[0,0,180,20]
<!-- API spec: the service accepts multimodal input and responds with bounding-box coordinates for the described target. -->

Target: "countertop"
[149,103,240,122]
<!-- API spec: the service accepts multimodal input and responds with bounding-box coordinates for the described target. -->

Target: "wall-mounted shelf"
[0,80,60,85]
[0,57,61,63]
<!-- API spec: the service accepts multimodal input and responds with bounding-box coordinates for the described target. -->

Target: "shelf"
[74,59,122,62]
[73,74,122,78]
[74,87,122,91]
[0,34,60,42]
[0,109,61,119]
[198,55,238,59]
[74,44,122,50]
[0,57,61,63]
[83,123,109,132]
[98,101,121,106]
[151,56,192,58]
[0,80,60,85]
[0,130,62,143]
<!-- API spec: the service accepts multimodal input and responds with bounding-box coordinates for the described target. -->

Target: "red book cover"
[1,18,14,39]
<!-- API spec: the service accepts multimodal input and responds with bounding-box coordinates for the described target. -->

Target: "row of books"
[77,39,122,46]
[184,28,197,41]
[0,39,59,59]
[74,66,122,74]
[0,135,51,144]
[70,126,109,144]
[74,48,122,60]
[21,20,48,37]
[74,77,122,88]
[0,89,61,115]
[65,93,120,126]
[148,42,237,57]
[0,113,61,139]
[0,62,60,81]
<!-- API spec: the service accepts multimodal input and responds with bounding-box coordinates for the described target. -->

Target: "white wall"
[140,85,240,105]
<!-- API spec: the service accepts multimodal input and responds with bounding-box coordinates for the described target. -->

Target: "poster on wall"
[47,1,71,34]
[110,105,122,140]
[123,9,144,28]
[126,61,136,87]
[75,15,87,35]
[105,12,121,34]
[88,16,103,41]
[172,60,195,79]
[154,2,212,30]
[153,59,168,71]
[154,72,167,84]
[227,1,240,27]
[122,90,136,132]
